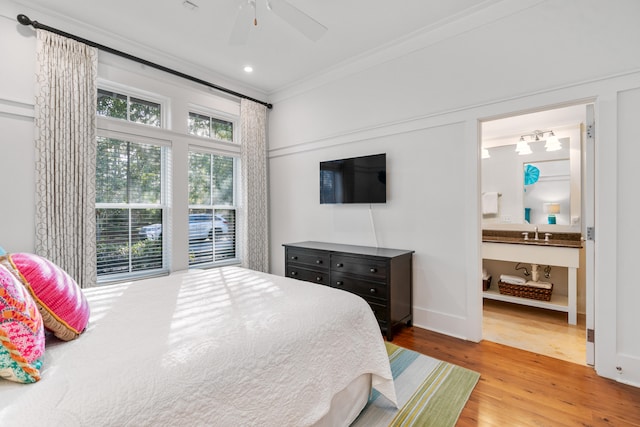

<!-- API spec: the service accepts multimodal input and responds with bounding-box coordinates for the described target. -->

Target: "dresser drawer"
[368,301,388,325]
[286,266,330,285]
[332,254,387,280]
[283,242,413,341]
[286,248,330,269]
[332,272,387,302]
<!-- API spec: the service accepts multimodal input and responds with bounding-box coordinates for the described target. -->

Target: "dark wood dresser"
[283,241,414,341]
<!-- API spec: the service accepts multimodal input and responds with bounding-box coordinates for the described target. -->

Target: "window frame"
[95,129,171,284]
[97,80,169,129]
[187,105,237,144]
[94,75,243,284]
[187,145,240,268]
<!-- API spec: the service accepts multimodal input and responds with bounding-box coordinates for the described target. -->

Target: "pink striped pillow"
[4,253,89,341]
[0,263,45,383]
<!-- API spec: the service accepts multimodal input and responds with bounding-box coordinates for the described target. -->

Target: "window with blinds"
[96,136,167,279]
[188,151,237,266]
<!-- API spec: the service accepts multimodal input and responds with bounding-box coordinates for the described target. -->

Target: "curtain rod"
[17,14,273,110]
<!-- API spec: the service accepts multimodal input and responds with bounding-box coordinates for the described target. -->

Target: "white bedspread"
[0,266,396,426]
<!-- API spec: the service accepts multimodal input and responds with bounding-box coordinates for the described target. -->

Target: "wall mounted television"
[320,153,386,204]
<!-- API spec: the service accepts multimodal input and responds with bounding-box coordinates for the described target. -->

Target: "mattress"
[0,266,396,426]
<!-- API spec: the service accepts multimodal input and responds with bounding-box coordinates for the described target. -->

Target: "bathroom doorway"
[480,102,595,365]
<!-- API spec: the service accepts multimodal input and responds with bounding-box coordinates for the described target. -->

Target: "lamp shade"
[544,203,561,214]
[516,138,531,154]
[545,132,562,152]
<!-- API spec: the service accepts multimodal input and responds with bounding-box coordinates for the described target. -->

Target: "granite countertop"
[482,230,583,248]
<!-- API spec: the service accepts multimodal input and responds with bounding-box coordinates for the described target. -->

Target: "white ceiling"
[11,0,502,96]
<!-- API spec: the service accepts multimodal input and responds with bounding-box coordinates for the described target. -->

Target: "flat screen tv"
[320,153,386,204]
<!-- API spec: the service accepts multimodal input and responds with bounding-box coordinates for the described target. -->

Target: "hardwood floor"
[483,299,586,365]
[392,326,640,426]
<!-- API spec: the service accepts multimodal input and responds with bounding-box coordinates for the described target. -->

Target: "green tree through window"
[96,137,165,277]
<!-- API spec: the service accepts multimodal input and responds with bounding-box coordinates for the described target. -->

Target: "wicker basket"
[497,280,553,301]
[482,276,492,291]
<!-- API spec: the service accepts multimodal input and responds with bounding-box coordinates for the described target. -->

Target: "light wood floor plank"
[392,326,640,426]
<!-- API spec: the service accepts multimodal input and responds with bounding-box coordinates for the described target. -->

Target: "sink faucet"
[534,226,539,240]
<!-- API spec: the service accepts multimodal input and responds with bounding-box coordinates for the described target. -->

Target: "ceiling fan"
[229,0,327,45]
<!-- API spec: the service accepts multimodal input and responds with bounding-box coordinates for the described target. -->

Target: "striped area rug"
[352,342,480,427]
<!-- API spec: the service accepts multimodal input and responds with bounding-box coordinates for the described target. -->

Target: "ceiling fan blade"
[229,1,254,45]
[267,0,327,41]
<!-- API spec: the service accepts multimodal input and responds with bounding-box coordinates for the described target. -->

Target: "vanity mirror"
[481,123,582,231]
[523,158,570,225]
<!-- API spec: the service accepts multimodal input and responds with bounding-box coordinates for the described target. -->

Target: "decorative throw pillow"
[0,263,45,383]
[2,253,90,341]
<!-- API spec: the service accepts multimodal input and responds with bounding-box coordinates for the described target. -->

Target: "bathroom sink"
[482,236,568,247]
[481,233,582,248]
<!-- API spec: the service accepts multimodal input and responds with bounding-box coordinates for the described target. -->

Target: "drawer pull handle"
[316,260,323,264]
[336,281,343,286]
[291,256,298,260]
[316,276,322,281]
[291,271,298,276]
[369,288,376,294]
[336,263,343,268]
[370,268,377,273]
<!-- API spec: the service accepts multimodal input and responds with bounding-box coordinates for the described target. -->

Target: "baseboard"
[411,305,471,342]
[610,353,640,388]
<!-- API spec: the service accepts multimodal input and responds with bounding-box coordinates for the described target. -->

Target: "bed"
[0,266,397,426]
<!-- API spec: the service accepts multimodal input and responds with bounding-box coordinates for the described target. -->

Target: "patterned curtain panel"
[34,30,98,288]
[240,99,269,272]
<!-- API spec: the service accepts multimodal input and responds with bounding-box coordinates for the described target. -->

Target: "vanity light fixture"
[515,136,532,155]
[517,130,561,154]
[544,131,562,151]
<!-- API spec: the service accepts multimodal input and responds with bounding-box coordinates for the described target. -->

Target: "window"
[188,151,237,266]
[98,89,162,127]
[95,136,167,279]
[188,112,234,142]
[95,77,242,280]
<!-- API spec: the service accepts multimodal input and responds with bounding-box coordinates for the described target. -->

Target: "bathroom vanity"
[482,231,582,325]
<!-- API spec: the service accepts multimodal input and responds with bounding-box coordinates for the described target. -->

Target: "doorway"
[480,102,594,365]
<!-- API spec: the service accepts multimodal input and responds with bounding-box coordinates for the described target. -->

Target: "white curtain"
[34,30,98,288]
[240,99,269,272]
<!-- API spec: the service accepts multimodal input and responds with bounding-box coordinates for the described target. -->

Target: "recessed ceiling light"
[244,66,254,73]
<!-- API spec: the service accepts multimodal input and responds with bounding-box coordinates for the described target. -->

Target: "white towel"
[525,280,553,290]
[499,274,526,285]
[482,192,499,215]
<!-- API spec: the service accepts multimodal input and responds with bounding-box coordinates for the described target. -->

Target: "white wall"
[616,87,640,384]
[268,0,640,386]
[270,123,473,334]
[0,7,36,253]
